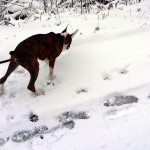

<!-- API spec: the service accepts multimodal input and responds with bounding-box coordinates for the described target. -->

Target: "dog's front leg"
[49,57,56,80]
[50,67,56,80]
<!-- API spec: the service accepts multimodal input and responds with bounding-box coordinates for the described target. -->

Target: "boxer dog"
[0,26,78,95]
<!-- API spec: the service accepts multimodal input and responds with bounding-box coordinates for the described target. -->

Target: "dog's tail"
[9,51,16,56]
[0,59,11,64]
[0,51,17,64]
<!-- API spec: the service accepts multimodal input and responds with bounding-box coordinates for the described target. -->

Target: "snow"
[0,0,150,150]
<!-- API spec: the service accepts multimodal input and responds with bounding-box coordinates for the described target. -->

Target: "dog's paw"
[49,75,56,81]
[0,84,4,94]
[35,90,45,96]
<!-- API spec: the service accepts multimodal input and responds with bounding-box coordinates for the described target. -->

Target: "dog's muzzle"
[63,44,70,50]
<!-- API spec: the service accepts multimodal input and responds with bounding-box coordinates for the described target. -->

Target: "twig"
[98,14,99,28]
[18,22,20,27]
[130,9,131,17]
[140,22,146,28]
[4,20,15,26]
[6,2,24,7]
[40,12,42,21]
[139,10,146,19]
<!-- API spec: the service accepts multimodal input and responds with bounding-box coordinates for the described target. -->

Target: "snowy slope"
[0,0,150,150]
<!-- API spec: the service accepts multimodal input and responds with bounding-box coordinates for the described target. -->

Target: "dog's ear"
[61,25,69,33]
[71,29,79,39]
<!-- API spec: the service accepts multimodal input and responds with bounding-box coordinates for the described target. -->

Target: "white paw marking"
[35,89,45,96]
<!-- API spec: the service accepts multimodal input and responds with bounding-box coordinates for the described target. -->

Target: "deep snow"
[0,0,150,150]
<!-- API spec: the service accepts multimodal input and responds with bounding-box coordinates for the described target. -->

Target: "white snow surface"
[0,0,150,150]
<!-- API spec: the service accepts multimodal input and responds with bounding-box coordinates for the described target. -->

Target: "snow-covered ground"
[0,0,150,150]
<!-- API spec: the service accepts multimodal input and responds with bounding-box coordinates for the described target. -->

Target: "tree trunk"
[49,0,53,11]
[0,0,2,22]
[56,0,59,14]
[44,0,48,13]
[72,0,73,7]
[85,0,87,13]
[81,0,83,14]
[87,0,90,13]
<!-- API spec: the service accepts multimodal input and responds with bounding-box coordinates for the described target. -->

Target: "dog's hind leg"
[0,59,18,93]
[49,57,56,80]
[27,68,39,95]
[22,59,44,95]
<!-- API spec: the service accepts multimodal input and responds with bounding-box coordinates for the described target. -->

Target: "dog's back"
[13,32,64,61]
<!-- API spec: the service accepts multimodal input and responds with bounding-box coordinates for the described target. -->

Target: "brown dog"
[0,26,78,95]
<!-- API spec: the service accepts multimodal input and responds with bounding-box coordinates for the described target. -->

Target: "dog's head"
[61,25,78,50]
